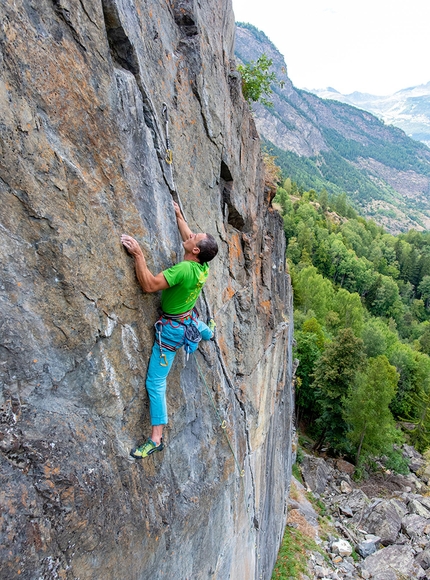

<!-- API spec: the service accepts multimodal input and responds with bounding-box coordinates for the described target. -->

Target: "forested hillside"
[273,178,430,469]
[235,23,430,234]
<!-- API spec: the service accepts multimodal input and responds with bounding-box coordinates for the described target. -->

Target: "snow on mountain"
[312,83,430,148]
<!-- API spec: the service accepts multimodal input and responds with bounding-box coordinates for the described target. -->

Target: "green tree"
[402,353,430,451]
[361,318,395,358]
[418,275,430,310]
[344,355,400,464]
[418,323,430,355]
[293,266,334,322]
[330,288,364,336]
[408,390,430,452]
[318,189,329,212]
[313,328,366,452]
[294,331,322,422]
[388,343,420,418]
[237,54,278,106]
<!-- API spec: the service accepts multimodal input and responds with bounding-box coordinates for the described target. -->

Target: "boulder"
[402,513,430,540]
[338,488,369,516]
[389,498,408,519]
[363,544,426,579]
[335,458,355,476]
[301,454,333,494]
[359,500,402,545]
[416,496,430,513]
[403,444,425,473]
[409,498,430,518]
[331,538,353,557]
[340,480,353,494]
[356,539,378,558]
[416,549,430,570]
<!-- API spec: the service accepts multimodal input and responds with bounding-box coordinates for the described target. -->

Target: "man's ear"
[192,246,201,255]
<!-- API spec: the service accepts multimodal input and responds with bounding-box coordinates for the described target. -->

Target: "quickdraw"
[155,320,169,367]
[162,103,173,165]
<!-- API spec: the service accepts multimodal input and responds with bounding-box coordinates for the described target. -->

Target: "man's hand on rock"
[172,201,182,220]
[121,234,144,259]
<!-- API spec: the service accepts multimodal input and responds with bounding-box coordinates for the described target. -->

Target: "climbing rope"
[160,103,260,549]
[161,103,247,475]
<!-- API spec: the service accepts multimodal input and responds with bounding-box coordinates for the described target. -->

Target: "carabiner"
[160,353,168,367]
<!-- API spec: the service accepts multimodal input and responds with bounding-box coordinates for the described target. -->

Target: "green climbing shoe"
[130,438,164,459]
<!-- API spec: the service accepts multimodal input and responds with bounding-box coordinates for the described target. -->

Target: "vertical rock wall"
[0,1,294,578]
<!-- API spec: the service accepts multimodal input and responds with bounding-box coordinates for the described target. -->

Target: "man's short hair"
[197,233,218,263]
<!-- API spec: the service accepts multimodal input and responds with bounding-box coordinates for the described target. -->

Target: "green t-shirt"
[161,260,209,314]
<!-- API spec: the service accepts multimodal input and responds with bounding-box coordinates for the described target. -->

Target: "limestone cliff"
[0,1,293,579]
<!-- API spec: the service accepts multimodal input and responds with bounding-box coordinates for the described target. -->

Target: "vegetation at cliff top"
[272,171,430,470]
[237,53,278,107]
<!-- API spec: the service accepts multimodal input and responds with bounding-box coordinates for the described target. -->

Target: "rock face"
[0,2,293,579]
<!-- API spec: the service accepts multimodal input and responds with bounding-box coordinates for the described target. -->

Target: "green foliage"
[292,462,302,483]
[272,525,325,579]
[237,54,278,107]
[296,446,305,464]
[313,328,365,452]
[292,266,334,320]
[344,356,400,464]
[277,177,430,455]
[384,449,410,475]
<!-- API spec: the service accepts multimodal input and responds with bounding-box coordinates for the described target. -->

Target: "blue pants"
[146,317,213,425]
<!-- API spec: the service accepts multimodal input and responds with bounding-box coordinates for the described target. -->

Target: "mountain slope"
[313,84,430,148]
[235,23,430,233]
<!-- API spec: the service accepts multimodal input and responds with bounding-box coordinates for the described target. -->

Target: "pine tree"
[344,356,400,464]
[312,328,365,452]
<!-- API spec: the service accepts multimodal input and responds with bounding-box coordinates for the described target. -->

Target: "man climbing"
[121,201,218,459]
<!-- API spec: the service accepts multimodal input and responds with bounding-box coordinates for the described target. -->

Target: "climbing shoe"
[207,317,216,340]
[130,438,164,459]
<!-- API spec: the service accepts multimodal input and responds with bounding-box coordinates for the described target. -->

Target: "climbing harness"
[154,308,202,363]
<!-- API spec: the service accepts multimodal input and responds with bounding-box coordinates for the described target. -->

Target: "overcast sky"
[231,0,430,96]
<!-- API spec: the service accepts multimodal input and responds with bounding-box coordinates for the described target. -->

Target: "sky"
[231,0,430,96]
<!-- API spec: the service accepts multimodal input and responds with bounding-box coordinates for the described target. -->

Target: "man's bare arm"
[173,201,194,242]
[121,235,170,293]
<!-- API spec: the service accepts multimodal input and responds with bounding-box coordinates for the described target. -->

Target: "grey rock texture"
[301,454,333,494]
[363,545,426,579]
[0,1,293,579]
[297,447,430,578]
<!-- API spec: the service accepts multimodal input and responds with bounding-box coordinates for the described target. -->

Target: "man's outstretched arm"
[121,235,169,293]
[173,201,194,242]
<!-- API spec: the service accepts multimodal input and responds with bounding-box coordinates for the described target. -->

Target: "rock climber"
[121,201,218,459]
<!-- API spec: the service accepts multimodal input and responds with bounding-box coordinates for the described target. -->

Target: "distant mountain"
[235,23,430,233]
[313,84,430,149]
